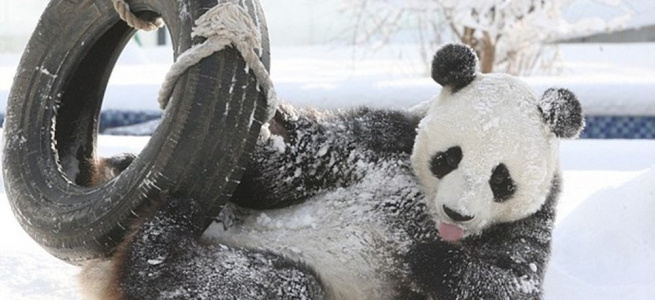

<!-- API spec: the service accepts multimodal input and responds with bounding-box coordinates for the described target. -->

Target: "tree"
[343,0,632,75]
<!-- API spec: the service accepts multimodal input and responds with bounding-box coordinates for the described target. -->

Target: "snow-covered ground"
[0,136,653,299]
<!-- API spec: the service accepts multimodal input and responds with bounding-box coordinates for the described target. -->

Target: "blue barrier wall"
[581,116,655,139]
[2,111,655,139]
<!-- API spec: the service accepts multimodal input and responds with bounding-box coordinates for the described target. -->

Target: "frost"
[248,105,256,127]
[177,0,191,21]
[287,247,302,254]
[229,74,237,94]
[269,135,286,153]
[482,117,500,132]
[317,145,329,157]
[248,0,262,33]
[36,66,56,78]
[255,213,283,229]
[147,258,165,265]
[516,274,540,294]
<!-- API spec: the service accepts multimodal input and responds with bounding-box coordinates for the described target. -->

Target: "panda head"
[411,43,584,242]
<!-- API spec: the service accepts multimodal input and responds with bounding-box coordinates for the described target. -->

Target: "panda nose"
[443,205,475,222]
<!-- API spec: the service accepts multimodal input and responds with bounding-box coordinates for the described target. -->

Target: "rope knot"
[192,3,262,51]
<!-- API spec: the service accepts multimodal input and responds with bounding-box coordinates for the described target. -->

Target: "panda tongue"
[438,222,465,242]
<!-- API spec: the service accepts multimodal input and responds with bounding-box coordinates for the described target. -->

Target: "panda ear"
[538,88,585,139]
[431,43,479,93]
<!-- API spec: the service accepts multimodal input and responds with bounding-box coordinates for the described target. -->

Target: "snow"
[546,167,655,300]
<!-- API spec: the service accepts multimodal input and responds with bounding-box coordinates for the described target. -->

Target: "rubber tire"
[3,0,269,264]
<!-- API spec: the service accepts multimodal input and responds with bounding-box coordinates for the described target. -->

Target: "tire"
[3,0,270,264]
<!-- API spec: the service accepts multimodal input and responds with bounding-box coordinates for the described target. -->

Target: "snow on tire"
[3,0,270,264]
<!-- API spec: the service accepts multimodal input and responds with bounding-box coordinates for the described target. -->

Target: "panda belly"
[204,190,408,300]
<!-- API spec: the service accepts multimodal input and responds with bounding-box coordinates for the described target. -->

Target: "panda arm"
[407,203,555,300]
[231,106,420,209]
[408,238,548,300]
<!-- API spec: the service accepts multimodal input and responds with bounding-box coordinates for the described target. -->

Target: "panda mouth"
[437,205,474,242]
[437,221,466,242]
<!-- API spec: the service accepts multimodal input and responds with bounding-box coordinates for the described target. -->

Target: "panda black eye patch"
[429,146,462,179]
[489,163,517,202]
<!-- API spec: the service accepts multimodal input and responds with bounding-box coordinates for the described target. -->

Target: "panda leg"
[108,196,326,300]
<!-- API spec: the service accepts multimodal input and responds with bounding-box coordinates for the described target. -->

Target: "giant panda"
[80,43,584,300]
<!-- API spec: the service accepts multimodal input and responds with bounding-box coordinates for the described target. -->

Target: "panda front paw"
[407,241,464,299]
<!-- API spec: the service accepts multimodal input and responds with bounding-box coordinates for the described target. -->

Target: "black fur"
[538,88,585,138]
[429,146,463,179]
[490,163,517,202]
[431,43,478,93]
[119,196,326,299]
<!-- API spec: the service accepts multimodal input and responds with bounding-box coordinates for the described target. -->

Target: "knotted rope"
[113,0,279,122]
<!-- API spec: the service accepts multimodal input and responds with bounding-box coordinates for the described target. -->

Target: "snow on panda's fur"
[79,43,583,300]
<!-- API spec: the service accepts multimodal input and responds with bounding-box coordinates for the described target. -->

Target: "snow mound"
[545,165,655,299]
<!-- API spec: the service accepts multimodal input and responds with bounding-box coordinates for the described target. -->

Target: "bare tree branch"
[341,0,630,75]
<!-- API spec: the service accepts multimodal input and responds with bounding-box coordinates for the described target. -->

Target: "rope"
[111,0,164,31]
[112,0,279,123]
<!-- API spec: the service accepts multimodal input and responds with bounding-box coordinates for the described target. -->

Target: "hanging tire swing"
[3,0,271,264]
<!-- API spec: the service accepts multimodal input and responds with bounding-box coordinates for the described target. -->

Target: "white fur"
[209,209,387,299]
[207,202,397,299]
[411,73,559,238]
[205,162,417,300]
